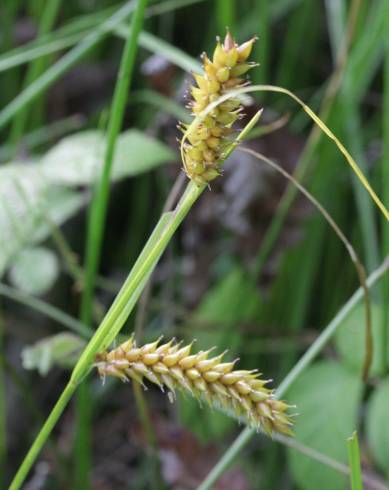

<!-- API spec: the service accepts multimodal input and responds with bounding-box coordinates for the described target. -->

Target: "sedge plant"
[9,31,389,490]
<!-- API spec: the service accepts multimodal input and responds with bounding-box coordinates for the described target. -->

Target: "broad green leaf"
[22,332,86,376]
[0,129,172,276]
[179,265,261,442]
[334,303,388,377]
[366,378,389,479]
[8,246,59,295]
[41,129,174,185]
[287,361,363,490]
[0,166,85,276]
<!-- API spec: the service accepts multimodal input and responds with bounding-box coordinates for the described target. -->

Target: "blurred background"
[0,0,388,488]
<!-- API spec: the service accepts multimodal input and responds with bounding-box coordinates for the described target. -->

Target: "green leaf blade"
[287,361,363,490]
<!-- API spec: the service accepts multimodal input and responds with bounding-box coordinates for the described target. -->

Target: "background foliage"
[0,0,388,489]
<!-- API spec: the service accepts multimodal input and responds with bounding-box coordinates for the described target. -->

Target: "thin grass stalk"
[345,106,381,272]
[8,110,259,490]
[75,1,148,486]
[239,147,373,378]
[325,0,380,275]
[0,282,92,338]
[276,434,385,490]
[181,84,389,220]
[252,0,362,278]
[80,0,149,327]
[0,1,137,131]
[0,30,94,73]
[146,0,205,16]
[0,0,206,74]
[115,27,202,73]
[347,431,363,490]
[9,381,75,490]
[197,258,389,490]
[10,0,61,148]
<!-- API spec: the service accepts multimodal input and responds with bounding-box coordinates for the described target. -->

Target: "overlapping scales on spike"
[180,31,258,186]
[96,336,293,436]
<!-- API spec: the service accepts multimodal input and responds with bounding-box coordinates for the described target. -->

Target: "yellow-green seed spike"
[180,32,258,186]
[96,337,293,436]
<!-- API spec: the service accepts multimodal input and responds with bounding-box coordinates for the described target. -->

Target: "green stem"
[197,258,388,490]
[74,1,148,487]
[9,380,75,490]
[347,431,363,490]
[80,0,149,325]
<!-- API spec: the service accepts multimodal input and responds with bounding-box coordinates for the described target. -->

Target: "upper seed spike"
[180,32,258,186]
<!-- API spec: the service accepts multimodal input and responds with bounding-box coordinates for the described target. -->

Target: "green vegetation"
[0,1,388,489]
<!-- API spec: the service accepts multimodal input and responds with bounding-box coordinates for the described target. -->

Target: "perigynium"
[180,31,257,185]
[96,336,293,435]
